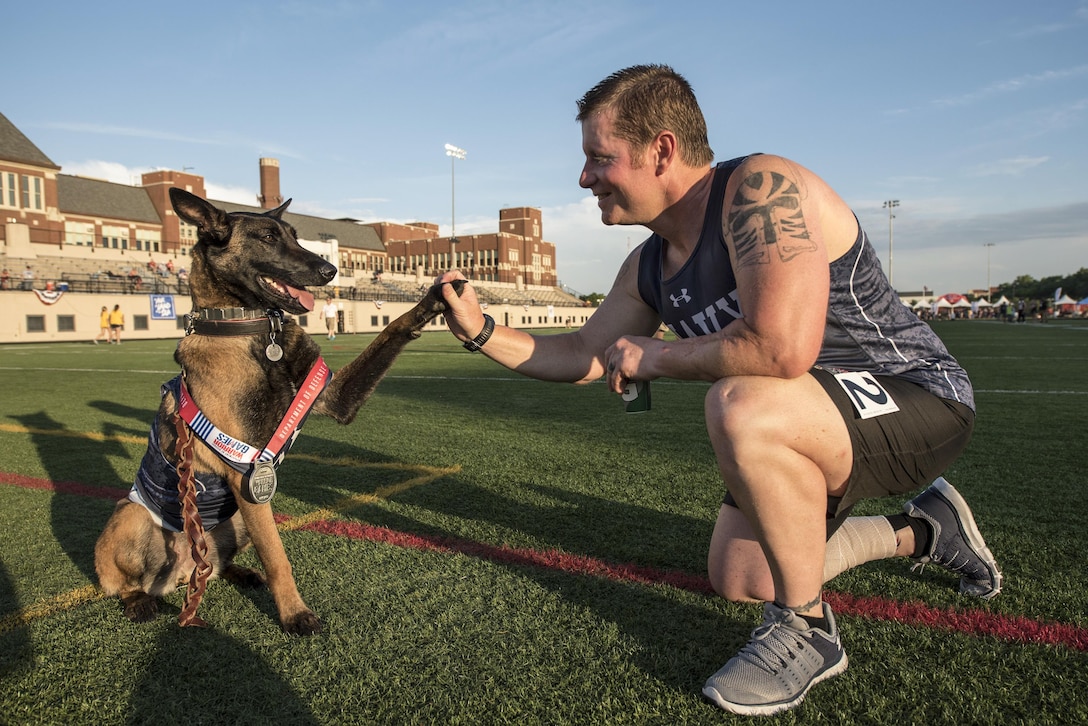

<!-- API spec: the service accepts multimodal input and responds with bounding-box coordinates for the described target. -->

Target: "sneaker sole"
[701,651,849,717]
[922,478,1003,600]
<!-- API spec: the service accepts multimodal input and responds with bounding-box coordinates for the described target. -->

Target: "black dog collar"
[187,308,283,337]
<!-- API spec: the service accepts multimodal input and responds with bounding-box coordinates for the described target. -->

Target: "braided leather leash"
[173,411,213,627]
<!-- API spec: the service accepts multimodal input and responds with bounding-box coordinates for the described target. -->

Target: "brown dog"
[94,188,460,634]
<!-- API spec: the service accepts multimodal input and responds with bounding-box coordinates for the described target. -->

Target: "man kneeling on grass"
[436,64,1002,717]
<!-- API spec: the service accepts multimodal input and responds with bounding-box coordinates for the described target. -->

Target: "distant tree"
[579,292,606,307]
[995,268,1088,301]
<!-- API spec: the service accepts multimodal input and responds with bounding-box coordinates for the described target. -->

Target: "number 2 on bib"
[833,371,900,419]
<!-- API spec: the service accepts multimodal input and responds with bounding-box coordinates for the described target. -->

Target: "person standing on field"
[436,64,1001,717]
[322,295,338,340]
[108,304,124,344]
[94,306,110,344]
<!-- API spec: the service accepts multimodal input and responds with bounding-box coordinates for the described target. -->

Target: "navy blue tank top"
[637,156,974,410]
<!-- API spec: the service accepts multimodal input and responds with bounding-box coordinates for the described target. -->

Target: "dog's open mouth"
[259,276,316,312]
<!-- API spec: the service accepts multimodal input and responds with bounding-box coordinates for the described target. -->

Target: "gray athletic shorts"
[723,366,975,538]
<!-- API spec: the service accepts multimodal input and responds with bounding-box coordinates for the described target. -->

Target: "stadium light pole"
[444,144,466,245]
[883,200,899,288]
[984,242,995,299]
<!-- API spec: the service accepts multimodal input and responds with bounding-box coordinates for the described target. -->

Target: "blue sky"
[6,1,1086,296]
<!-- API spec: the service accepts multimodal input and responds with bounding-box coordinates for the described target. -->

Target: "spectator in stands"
[0,268,9,290]
[22,266,34,290]
[108,304,124,344]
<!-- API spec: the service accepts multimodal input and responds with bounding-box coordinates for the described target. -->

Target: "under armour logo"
[670,289,692,308]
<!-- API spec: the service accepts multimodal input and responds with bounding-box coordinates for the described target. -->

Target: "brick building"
[0,110,560,291]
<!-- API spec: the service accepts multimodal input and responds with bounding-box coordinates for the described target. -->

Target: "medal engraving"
[243,462,278,504]
[265,342,283,361]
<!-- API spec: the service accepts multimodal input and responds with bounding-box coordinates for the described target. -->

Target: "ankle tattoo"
[775,593,822,613]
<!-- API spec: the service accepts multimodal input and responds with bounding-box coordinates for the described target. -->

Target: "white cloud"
[967,156,1050,177]
[60,160,150,185]
[206,183,257,205]
[932,65,1088,107]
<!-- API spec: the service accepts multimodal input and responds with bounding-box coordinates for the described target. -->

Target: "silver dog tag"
[243,462,278,504]
[265,342,283,361]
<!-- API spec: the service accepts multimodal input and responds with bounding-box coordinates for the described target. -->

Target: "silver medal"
[243,461,278,504]
[265,342,283,361]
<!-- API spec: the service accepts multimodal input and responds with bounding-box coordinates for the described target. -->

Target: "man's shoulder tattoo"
[726,171,817,268]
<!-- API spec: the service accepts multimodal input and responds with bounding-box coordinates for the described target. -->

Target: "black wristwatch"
[463,314,495,352]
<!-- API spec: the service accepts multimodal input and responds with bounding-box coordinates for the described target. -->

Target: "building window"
[133,315,148,331]
[57,315,76,332]
[65,222,95,247]
[0,172,15,207]
[17,175,44,211]
[26,315,46,332]
[371,316,379,326]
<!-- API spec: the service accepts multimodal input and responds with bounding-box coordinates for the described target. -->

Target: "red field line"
[4,471,1087,652]
[305,519,1088,652]
[0,471,124,500]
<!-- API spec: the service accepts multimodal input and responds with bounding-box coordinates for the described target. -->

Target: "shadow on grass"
[0,558,32,680]
[126,625,319,724]
[358,486,752,694]
[10,411,132,583]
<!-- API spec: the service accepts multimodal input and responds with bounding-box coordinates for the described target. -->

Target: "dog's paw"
[283,610,323,636]
[222,564,267,589]
[121,592,160,622]
[422,279,465,313]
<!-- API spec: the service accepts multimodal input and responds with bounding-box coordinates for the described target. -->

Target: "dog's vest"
[129,376,237,533]
[129,361,330,532]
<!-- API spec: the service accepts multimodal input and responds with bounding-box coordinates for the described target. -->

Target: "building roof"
[0,111,59,169]
[56,174,162,223]
[214,200,386,252]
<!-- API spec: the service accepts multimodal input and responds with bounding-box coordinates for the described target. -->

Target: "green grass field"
[1,319,1086,725]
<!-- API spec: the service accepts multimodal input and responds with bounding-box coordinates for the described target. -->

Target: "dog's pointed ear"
[266,198,292,219]
[169,188,230,242]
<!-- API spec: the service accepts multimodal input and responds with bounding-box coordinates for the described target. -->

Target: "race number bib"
[833,371,900,419]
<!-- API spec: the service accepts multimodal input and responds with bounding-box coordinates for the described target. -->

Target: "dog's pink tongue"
[290,286,315,311]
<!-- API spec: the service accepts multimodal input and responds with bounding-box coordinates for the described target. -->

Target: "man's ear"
[652,130,679,175]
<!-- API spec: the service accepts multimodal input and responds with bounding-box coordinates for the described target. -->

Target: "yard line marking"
[976,389,1088,395]
[278,465,460,531]
[0,585,107,634]
[3,469,1087,653]
[4,366,1087,395]
[0,422,148,445]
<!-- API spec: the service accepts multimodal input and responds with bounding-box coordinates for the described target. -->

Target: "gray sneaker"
[702,602,848,716]
[904,477,1002,599]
